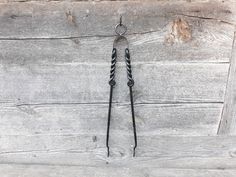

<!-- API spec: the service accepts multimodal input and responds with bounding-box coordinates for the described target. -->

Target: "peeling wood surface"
[0,0,236,176]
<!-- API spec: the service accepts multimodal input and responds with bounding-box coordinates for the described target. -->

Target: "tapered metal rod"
[106,86,113,157]
[129,86,137,157]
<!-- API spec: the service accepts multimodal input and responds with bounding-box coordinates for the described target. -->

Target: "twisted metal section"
[109,48,117,86]
[125,48,134,87]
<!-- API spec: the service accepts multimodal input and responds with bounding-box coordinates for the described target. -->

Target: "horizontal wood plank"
[0,164,236,177]
[0,63,228,104]
[0,103,223,136]
[0,135,236,169]
[0,23,233,64]
[0,1,234,38]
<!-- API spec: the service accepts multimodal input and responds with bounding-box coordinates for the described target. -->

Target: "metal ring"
[115,23,127,36]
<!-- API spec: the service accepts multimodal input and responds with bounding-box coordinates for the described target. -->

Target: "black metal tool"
[106,16,137,157]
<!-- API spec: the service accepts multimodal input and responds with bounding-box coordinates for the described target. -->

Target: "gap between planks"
[0,163,236,177]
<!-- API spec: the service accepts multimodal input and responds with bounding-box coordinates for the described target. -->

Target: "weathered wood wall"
[0,0,236,176]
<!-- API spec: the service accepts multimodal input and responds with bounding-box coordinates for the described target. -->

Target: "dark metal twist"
[109,48,117,86]
[125,48,134,87]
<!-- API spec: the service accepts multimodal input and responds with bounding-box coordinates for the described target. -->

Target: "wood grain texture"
[0,63,228,104]
[0,164,236,177]
[0,103,223,136]
[0,0,235,173]
[0,1,234,38]
[218,32,236,135]
[0,135,236,169]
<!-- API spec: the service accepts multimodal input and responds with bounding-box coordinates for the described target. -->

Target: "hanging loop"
[115,16,127,36]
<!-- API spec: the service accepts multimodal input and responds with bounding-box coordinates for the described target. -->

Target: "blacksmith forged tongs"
[106,16,137,157]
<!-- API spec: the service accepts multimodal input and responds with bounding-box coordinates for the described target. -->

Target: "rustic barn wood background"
[0,0,236,176]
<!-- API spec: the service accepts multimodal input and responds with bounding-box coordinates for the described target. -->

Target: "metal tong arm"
[106,48,117,157]
[125,48,137,157]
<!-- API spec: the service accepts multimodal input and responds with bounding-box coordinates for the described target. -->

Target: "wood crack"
[175,13,236,27]
[0,30,161,41]
[0,149,89,155]
[13,101,224,107]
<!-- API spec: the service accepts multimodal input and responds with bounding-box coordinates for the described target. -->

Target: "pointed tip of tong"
[107,148,136,157]
[107,147,110,157]
[133,147,136,157]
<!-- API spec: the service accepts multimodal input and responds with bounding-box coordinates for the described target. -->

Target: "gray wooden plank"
[0,63,228,104]
[0,164,236,177]
[0,1,234,38]
[0,21,233,64]
[218,32,236,135]
[0,135,236,169]
[0,103,222,136]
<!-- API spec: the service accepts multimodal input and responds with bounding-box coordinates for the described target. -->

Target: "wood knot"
[165,18,192,45]
[66,10,77,26]
[92,135,97,142]
[229,150,236,158]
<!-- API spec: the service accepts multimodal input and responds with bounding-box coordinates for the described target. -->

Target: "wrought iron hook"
[115,16,127,36]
